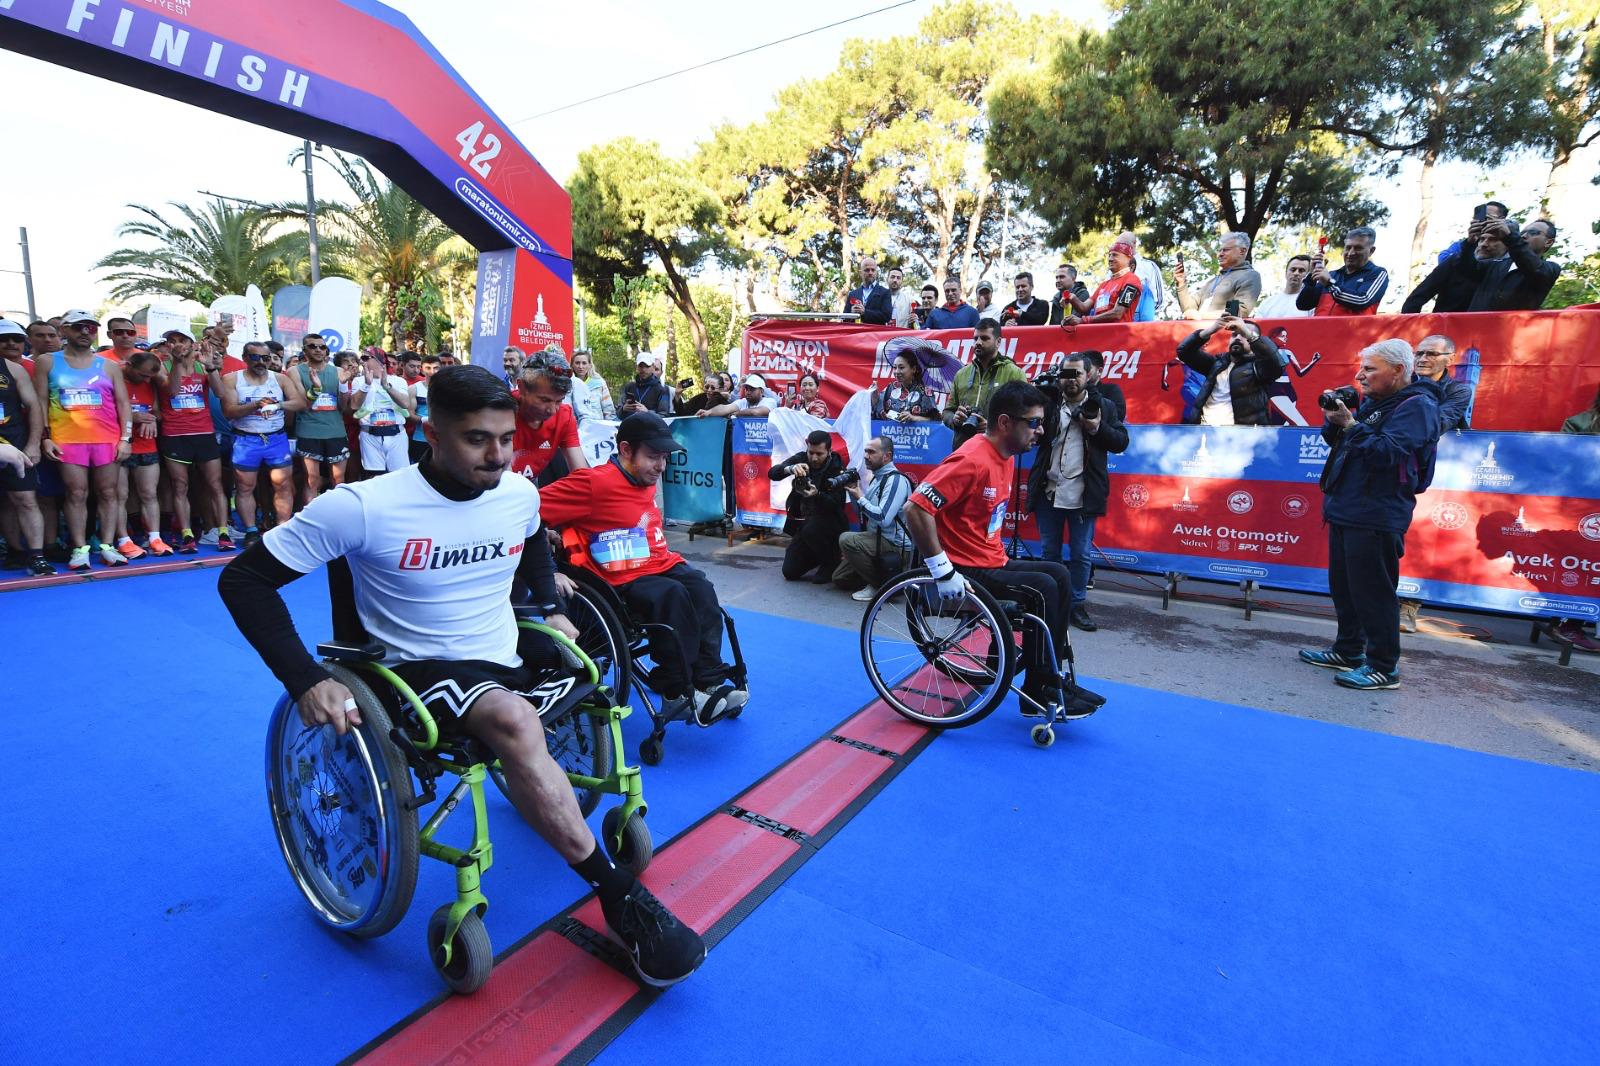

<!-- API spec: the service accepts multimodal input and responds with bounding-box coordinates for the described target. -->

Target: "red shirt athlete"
[903,380,1100,716]
[540,411,745,720]
[1060,240,1143,326]
[511,350,587,481]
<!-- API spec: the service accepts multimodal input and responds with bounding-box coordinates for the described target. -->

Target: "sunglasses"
[109,328,137,337]
[70,322,99,330]
[1011,416,1044,429]
[303,344,328,352]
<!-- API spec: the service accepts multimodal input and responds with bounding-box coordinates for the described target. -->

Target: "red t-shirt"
[1089,271,1143,323]
[161,371,214,437]
[126,379,158,455]
[538,460,684,585]
[511,404,579,480]
[907,433,1013,569]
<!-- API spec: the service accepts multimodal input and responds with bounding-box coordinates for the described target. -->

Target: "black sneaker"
[601,882,706,988]
[27,555,57,577]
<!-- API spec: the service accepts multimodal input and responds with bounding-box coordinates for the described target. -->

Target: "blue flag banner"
[664,416,729,524]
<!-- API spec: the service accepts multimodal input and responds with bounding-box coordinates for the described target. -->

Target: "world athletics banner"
[730,417,1600,620]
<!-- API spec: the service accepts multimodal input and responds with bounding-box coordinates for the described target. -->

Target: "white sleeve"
[525,480,544,539]
[262,484,367,574]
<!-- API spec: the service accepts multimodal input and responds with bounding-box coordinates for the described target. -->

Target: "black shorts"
[158,433,221,465]
[387,628,571,725]
[121,451,161,469]
[294,435,351,463]
[0,439,38,492]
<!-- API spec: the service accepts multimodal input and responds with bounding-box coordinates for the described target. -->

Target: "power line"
[511,0,924,123]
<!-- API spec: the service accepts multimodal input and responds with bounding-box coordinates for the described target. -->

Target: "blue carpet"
[0,570,872,1063]
[597,682,1600,1066]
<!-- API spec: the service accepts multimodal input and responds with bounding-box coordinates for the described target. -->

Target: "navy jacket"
[1320,378,1443,534]
[844,283,893,326]
[926,302,981,331]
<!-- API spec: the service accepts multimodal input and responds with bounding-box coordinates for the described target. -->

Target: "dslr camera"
[826,468,861,491]
[1319,385,1361,411]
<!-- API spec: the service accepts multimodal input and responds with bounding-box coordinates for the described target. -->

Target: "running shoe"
[1553,620,1600,654]
[115,537,147,561]
[850,585,878,602]
[178,532,199,555]
[216,530,237,552]
[99,545,129,567]
[199,527,218,547]
[68,545,91,572]
[27,555,57,577]
[146,535,175,557]
[601,882,706,988]
[241,530,261,549]
[1334,664,1400,690]
[1298,649,1365,670]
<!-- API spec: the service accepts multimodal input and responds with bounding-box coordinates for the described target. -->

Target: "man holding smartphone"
[1298,227,1389,316]
[1174,314,1287,427]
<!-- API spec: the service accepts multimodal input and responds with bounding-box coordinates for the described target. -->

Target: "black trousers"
[618,562,725,698]
[1327,522,1404,675]
[782,517,846,580]
[963,559,1073,689]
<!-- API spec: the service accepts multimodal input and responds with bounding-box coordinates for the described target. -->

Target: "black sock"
[571,843,633,903]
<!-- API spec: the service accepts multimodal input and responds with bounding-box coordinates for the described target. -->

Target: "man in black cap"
[541,412,748,722]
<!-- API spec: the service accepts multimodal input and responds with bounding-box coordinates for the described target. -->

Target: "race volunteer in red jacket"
[904,380,1098,718]
[539,411,747,723]
[511,347,588,483]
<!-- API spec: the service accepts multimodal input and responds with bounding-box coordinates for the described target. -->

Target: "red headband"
[1110,241,1135,258]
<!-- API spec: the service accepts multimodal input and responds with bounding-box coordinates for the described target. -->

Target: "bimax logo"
[399,538,433,570]
[399,537,520,571]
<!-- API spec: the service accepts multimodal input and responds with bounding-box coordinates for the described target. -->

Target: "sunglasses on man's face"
[109,328,137,337]
[70,322,98,330]
[304,343,327,352]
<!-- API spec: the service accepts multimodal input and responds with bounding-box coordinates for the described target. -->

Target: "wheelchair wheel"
[427,904,493,995]
[563,582,633,707]
[602,806,653,876]
[860,570,1015,728]
[265,665,419,938]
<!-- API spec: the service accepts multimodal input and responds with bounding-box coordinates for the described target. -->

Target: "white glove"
[925,552,968,602]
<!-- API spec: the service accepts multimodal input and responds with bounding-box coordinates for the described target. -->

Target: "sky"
[0,0,1594,321]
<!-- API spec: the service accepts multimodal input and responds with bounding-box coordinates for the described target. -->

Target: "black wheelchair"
[553,548,749,767]
[857,566,1106,746]
[263,564,653,995]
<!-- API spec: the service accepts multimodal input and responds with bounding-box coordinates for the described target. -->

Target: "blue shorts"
[231,431,293,470]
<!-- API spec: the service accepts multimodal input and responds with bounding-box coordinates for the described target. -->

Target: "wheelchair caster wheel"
[603,806,654,876]
[639,736,664,766]
[427,905,492,995]
[1030,724,1055,748]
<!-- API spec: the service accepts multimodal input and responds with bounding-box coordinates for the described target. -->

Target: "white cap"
[162,326,195,341]
[61,309,100,325]
[743,373,766,389]
[636,352,656,365]
[0,319,25,338]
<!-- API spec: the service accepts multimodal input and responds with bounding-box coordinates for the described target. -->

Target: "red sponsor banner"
[743,307,1600,432]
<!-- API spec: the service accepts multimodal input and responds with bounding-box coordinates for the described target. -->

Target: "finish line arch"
[0,0,570,357]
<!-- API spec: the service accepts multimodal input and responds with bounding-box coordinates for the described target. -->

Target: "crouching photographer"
[770,429,850,583]
[832,435,914,601]
[1026,352,1129,632]
[1300,339,1443,691]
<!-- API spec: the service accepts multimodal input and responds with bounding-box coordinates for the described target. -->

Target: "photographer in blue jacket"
[1300,339,1442,692]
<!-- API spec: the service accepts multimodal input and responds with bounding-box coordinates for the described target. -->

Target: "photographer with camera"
[1027,353,1130,631]
[770,428,850,583]
[942,320,1025,437]
[1300,339,1443,691]
[832,435,914,601]
[1175,313,1286,427]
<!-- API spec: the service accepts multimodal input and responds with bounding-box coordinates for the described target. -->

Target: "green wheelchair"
[263,570,653,995]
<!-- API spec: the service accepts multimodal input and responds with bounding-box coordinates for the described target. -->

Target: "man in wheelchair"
[218,365,705,988]
[539,411,749,725]
[903,379,1102,718]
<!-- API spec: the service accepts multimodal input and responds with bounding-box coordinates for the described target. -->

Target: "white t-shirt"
[264,466,542,665]
[1254,290,1312,319]
[1201,371,1236,427]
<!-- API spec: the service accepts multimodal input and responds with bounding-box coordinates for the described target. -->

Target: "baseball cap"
[976,280,994,293]
[636,351,656,366]
[743,373,766,389]
[616,411,684,454]
[0,319,25,338]
[61,309,100,325]
[162,326,195,341]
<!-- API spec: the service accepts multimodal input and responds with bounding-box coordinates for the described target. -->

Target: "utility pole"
[303,140,321,286]
[18,227,37,320]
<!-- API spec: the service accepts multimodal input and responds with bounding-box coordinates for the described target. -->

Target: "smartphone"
[1472,203,1489,223]
[1224,299,1242,317]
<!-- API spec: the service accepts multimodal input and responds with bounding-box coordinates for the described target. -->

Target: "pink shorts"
[57,442,119,468]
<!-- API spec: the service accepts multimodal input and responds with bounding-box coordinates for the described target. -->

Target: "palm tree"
[94,199,306,303]
[291,147,473,351]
